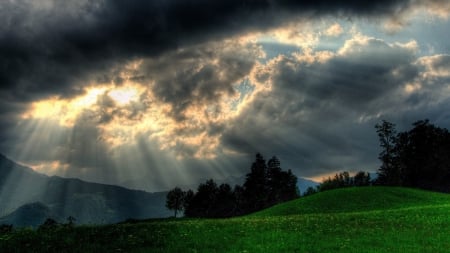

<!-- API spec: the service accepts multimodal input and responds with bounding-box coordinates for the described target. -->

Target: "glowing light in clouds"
[108,87,139,105]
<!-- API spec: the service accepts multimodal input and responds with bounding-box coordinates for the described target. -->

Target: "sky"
[1,0,450,192]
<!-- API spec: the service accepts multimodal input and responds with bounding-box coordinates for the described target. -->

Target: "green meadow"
[2,187,450,253]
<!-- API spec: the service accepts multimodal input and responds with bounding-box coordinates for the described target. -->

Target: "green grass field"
[2,187,450,252]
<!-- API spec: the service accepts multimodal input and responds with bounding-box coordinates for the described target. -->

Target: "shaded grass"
[2,187,450,252]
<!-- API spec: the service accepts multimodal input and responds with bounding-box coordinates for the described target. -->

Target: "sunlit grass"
[2,187,450,252]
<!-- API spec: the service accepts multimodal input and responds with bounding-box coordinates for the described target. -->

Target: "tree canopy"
[375,119,450,192]
[165,187,185,218]
[167,153,299,218]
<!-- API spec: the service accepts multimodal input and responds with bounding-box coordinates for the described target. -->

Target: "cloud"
[0,0,427,103]
[419,0,450,19]
[382,0,450,33]
[221,35,440,177]
[325,23,344,37]
[1,0,450,190]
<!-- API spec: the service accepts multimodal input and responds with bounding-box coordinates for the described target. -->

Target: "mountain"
[0,202,57,228]
[0,154,171,226]
[297,177,319,194]
[0,154,49,216]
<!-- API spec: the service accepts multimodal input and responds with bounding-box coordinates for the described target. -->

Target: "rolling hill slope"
[251,186,450,216]
[2,186,450,252]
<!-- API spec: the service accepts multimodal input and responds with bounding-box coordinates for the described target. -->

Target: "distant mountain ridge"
[0,202,56,228]
[297,177,319,194]
[0,154,171,227]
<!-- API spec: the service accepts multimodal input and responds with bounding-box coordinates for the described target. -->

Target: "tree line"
[166,153,298,218]
[375,119,450,192]
[166,119,450,217]
[302,171,372,196]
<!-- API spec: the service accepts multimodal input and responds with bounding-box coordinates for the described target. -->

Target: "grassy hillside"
[252,186,450,216]
[2,187,450,253]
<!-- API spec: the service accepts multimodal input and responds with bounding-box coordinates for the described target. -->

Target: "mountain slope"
[0,154,48,216]
[251,186,450,217]
[0,154,171,226]
[0,202,58,228]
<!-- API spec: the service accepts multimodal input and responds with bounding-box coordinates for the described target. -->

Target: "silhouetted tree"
[353,171,371,186]
[243,153,268,213]
[395,120,450,191]
[303,186,317,196]
[184,179,218,217]
[318,171,371,191]
[373,119,450,191]
[166,187,186,218]
[184,153,300,217]
[183,189,194,215]
[0,224,13,234]
[267,156,283,205]
[318,175,341,191]
[38,218,59,231]
[213,183,236,217]
[375,120,400,185]
[278,169,299,201]
[66,216,76,227]
[233,185,245,215]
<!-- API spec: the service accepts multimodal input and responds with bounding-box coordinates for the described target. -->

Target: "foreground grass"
[2,187,450,253]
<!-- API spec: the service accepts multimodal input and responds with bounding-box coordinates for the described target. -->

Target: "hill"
[251,186,450,216]
[2,186,450,252]
[0,154,171,226]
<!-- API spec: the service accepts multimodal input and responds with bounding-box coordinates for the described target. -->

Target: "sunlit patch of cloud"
[19,36,266,160]
[417,54,450,78]
[324,23,344,37]
[27,160,70,175]
[404,54,450,107]
[270,25,320,49]
[404,82,422,94]
[381,0,450,33]
[420,0,450,19]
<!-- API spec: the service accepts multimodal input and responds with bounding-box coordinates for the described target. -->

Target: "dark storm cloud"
[0,0,416,103]
[2,0,449,189]
[137,40,261,121]
[222,37,422,176]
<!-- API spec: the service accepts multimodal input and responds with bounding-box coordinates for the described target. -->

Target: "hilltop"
[2,186,450,252]
[252,186,450,216]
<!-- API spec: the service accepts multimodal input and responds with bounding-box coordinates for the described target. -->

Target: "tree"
[184,153,301,217]
[318,171,371,191]
[184,179,218,218]
[233,185,245,216]
[303,186,317,196]
[66,216,76,227]
[213,183,236,217]
[166,187,185,218]
[267,156,283,205]
[375,120,400,185]
[183,189,194,214]
[374,119,450,192]
[38,218,59,231]
[395,120,450,191]
[353,171,371,186]
[243,153,268,213]
[278,169,299,201]
[0,224,13,234]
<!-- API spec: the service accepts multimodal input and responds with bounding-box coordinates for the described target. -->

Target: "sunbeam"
[1,0,450,229]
